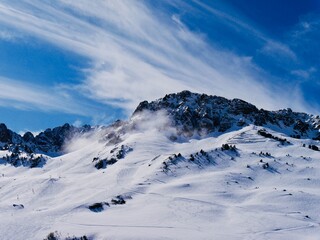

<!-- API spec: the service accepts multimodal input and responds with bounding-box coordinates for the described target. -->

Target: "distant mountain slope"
[0,123,91,167]
[0,123,91,154]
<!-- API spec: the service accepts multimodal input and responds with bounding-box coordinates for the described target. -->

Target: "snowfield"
[0,124,320,240]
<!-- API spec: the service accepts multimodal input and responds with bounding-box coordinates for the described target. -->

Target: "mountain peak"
[133,91,320,139]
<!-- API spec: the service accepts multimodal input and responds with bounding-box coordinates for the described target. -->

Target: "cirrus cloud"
[0,0,318,118]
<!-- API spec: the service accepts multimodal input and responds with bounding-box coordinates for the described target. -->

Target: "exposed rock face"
[133,90,320,139]
[22,132,35,143]
[33,123,91,153]
[0,123,12,143]
[0,123,22,145]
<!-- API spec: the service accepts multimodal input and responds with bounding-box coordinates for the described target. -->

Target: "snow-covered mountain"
[134,90,320,139]
[0,91,320,240]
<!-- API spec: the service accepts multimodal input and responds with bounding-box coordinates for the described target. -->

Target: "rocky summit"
[134,90,320,139]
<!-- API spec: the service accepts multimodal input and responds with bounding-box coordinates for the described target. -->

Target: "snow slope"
[0,124,320,240]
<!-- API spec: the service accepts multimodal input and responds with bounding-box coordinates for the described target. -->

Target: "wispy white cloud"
[260,40,297,61]
[291,68,316,79]
[191,0,297,61]
[0,30,16,41]
[0,0,316,116]
[0,76,96,115]
[286,13,320,84]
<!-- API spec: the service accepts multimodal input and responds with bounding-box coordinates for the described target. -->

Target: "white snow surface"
[0,125,320,240]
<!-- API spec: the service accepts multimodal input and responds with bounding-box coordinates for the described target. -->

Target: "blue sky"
[0,0,319,133]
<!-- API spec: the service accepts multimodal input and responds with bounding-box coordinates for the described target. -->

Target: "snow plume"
[129,110,178,139]
[63,110,178,153]
[64,107,211,151]
[62,127,105,153]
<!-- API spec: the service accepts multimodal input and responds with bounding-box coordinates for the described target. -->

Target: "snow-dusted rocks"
[92,144,133,169]
[0,123,92,167]
[32,123,92,153]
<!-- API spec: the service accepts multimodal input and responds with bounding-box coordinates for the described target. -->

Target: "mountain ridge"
[1,90,320,153]
[0,91,320,239]
[0,90,319,168]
